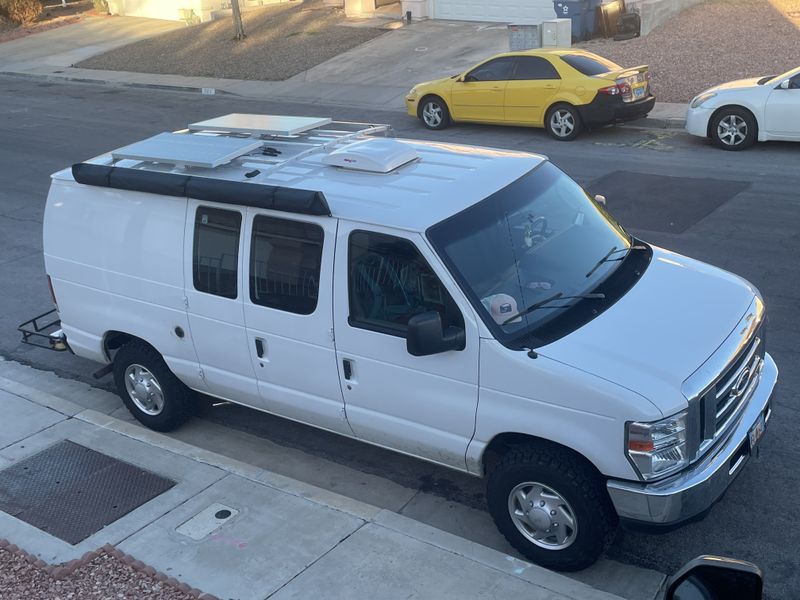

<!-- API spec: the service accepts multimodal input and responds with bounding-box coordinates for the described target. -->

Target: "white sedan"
[686,66,800,150]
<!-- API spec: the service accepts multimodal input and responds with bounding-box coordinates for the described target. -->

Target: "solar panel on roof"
[188,114,333,137]
[111,132,262,168]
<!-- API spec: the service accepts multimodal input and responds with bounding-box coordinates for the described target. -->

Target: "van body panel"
[242,209,351,435]
[332,222,481,470]
[43,180,202,387]
[471,339,657,480]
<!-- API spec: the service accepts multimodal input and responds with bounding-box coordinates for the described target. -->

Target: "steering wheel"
[524,216,548,248]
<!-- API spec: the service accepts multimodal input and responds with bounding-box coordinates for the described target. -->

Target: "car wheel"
[487,443,616,571]
[710,107,756,151]
[113,340,196,432]
[419,96,450,130]
[545,104,582,141]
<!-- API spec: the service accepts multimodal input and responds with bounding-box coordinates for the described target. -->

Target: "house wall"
[106,0,227,23]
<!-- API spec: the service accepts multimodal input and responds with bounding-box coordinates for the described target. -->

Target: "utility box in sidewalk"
[507,23,542,51]
[542,18,572,47]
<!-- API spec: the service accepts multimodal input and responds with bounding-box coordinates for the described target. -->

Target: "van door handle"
[255,338,265,358]
[342,359,353,380]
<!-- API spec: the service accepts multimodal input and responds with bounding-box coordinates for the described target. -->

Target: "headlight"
[626,411,689,480]
[408,87,418,96]
[690,92,717,108]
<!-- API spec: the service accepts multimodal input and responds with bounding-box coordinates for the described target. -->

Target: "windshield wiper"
[502,291,606,325]
[585,244,648,278]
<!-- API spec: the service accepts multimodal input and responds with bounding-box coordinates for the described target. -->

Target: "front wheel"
[487,444,616,571]
[710,107,756,151]
[545,104,582,141]
[113,340,196,432]
[419,96,450,130]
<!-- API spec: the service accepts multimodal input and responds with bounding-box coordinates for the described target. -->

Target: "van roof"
[53,114,545,232]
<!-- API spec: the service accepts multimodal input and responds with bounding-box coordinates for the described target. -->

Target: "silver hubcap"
[508,481,578,550]
[717,115,748,146]
[124,364,165,416]
[422,102,443,127]
[550,109,575,138]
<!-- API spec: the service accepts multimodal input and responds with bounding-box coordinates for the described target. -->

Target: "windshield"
[767,66,800,85]
[428,162,631,344]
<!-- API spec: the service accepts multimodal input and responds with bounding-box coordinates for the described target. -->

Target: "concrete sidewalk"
[0,359,627,600]
[0,16,688,127]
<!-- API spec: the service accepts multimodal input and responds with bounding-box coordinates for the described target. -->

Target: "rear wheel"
[113,340,196,431]
[710,107,756,150]
[419,96,450,130]
[487,443,616,571]
[545,104,582,141]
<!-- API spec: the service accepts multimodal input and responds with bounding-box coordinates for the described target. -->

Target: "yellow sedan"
[405,49,655,141]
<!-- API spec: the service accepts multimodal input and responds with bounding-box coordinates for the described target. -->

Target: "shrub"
[92,0,108,12]
[0,0,42,25]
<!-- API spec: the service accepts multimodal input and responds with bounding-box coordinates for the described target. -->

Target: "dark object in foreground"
[663,556,763,600]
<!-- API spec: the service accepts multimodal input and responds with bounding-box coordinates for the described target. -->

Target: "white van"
[25,114,777,571]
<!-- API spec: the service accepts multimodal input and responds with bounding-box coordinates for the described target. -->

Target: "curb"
[0,364,626,600]
[0,538,219,600]
[0,70,237,97]
[1,69,688,128]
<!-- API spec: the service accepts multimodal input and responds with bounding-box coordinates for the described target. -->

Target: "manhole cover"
[0,440,175,545]
[586,171,749,233]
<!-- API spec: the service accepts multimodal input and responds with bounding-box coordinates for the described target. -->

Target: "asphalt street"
[1,76,798,599]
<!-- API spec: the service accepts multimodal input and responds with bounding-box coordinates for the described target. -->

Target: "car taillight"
[598,85,620,95]
[47,275,58,309]
[616,80,632,96]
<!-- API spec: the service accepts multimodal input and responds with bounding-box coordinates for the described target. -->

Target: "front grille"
[714,334,764,433]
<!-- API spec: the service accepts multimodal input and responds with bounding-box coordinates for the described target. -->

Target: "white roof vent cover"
[322,138,418,173]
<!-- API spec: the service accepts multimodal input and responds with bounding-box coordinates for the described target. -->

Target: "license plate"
[749,412,766,448]
[634,86,645,99]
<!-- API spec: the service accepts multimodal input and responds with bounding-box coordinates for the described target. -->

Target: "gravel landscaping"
[76,0,386,81]
[0,546,198,600]
[579,0,800,102]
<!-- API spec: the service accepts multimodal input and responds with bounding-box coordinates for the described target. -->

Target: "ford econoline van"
[24,114,777,571]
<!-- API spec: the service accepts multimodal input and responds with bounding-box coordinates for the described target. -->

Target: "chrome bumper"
[607,353,778,525]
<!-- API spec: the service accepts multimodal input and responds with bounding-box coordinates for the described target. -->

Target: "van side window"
[249,216,324,315]
[193,207,242,299]
[348,231,463,336]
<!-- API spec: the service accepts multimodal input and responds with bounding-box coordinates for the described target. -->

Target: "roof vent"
[322,138,418,173]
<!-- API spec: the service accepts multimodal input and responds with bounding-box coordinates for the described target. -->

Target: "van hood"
[538,246,756,416]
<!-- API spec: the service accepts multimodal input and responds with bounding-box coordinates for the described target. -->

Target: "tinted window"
[791,74,800,89]
[560,54,620,76]
[467,57,516,82]
[348,231,462,336]
[249,216,323,315]
[513,56,560,80]
[193,207,241,299]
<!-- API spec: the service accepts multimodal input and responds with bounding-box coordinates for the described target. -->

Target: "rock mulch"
[76,0,386,81]
[0,540,215,600]
[579,0,800,102]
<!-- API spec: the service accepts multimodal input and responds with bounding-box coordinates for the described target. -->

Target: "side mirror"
[779,79,791,90]
[594,194,607,206]
[455,75,464,83]
[407,311,465,357]
[663,556,763,600]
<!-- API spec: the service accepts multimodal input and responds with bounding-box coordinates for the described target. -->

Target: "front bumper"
[577,94,656,128]
[607,352,778,525]
[685,106,713,138]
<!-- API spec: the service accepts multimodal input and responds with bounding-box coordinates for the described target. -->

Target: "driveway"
[290,19,510,88]
[0,15,182,72]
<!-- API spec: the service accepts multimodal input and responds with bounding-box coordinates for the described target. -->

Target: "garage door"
[434,0,556,23]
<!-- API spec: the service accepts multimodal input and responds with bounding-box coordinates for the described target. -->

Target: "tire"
[113,340,196,432]
[419,96,450,130]
[545,104,582,141]
[710,107,756,151]
[486,443,616,571]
